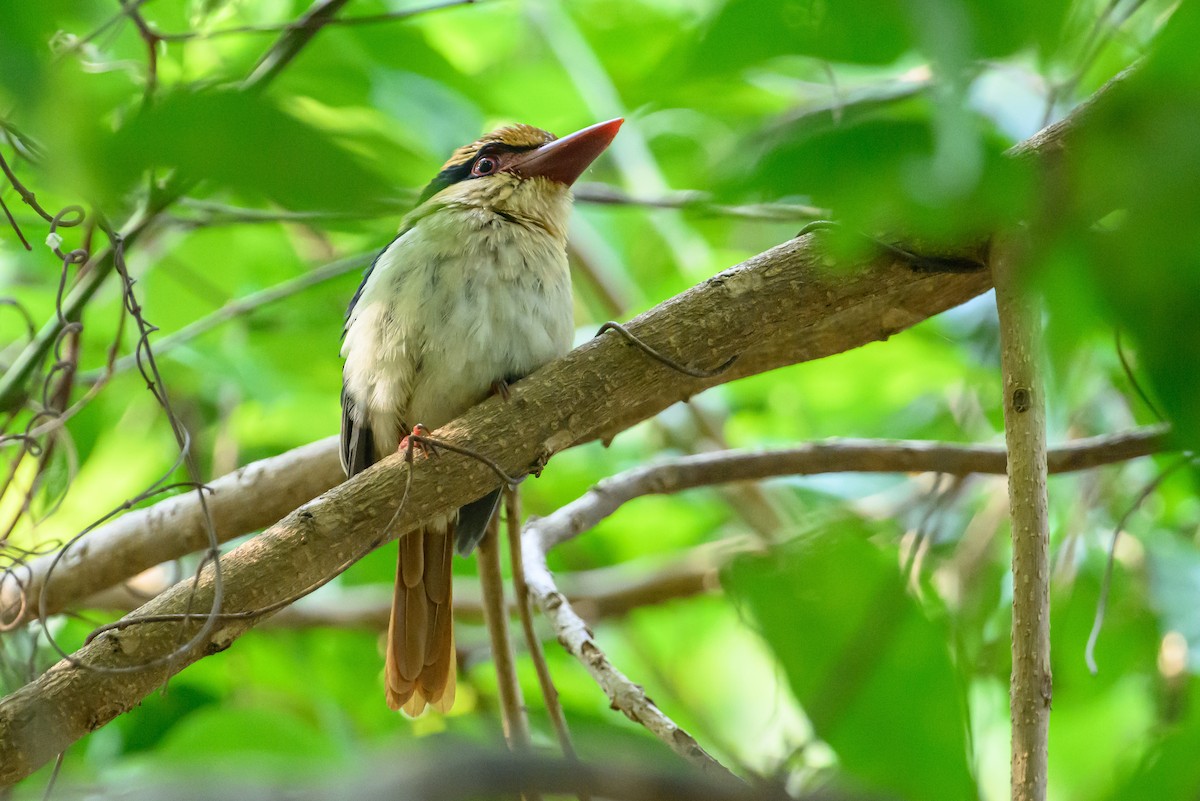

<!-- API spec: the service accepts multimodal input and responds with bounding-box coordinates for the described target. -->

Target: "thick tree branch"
[0,224,992,784]
[0,67,1135,782]
[0,437,342,627]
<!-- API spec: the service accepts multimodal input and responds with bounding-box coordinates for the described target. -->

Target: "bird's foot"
[398,424,439,461]
[490,379,511,402]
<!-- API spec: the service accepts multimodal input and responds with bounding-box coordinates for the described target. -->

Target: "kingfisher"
[340,118,623,715]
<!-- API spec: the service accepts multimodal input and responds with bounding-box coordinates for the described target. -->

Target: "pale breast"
[342,206,573,458]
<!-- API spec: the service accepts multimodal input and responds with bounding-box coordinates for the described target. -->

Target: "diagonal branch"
[0,224,993,784]
[0,63,1136,784]
[0,438,342,628]
[242,0,353,89]
[522,520,738,781]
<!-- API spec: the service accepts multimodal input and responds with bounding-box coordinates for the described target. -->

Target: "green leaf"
[726,531,976,801]
[695,0,913,68]
[0,4,48,105]
[740,104,1033,244]
[1043,3,1200,448]
[692,0,1071,72]
[1106,682,1200,801]
[93,88,395,213]
[153,705,341,769]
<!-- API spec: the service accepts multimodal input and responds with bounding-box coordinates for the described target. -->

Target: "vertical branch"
[505,487,589,801]
[993,233,1051,801]
[476,511,535,759]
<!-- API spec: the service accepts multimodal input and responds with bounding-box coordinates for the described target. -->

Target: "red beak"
[510,118,623,186]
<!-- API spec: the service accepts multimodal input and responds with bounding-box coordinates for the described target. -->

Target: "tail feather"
[385,521,457,715]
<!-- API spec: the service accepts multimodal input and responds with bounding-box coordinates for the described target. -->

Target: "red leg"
[397,423,438,460]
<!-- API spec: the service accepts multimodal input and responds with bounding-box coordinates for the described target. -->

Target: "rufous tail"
[385,522,457,715]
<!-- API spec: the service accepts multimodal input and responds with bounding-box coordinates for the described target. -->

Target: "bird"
[340,118,623,715]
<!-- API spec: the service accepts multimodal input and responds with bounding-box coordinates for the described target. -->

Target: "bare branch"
[0,65,1147,782]
[525,429,1167,554]
[993,232,1050,801]
[0,217,993,783]
[523,516,741,782]
[505,486,587,801]
[515,428,1164,778]
[477,514,535,760]
[4,427,1164,630]
[85,540,729,628]
[0,438,342,627]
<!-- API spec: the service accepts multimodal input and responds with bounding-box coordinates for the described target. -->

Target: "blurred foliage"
[729,529,976,800]
[1,1,1199,800]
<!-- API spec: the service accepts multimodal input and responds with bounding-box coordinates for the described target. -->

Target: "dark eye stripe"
[416,160,473,204]
[415,141,544,205]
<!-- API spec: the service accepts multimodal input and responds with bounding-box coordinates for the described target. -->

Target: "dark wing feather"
[340,387,376,478]
[340,246,390,479]
[454,487,502,556]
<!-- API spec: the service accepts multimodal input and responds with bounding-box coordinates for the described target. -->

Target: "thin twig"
[411,431,522,486]
[1114,329,1165,422]
[528,430,1169,554]
[156,0,486,42]
[0,194,31,250]
[243,0,354,89]
[523,519,741,783]
[1085,454,1194,673]
[121,0,160,103]
[82,251,374,381]
[596,321,737,379]
[505,487,588,801]
[477,512,536,767]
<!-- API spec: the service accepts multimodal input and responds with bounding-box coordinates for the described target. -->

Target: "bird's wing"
[340,224,429,477]
[339,236,394,478]
[340,385,376,477]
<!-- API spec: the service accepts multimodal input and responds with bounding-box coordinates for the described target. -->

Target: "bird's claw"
[398,423,439,461]
[530,447,552,478]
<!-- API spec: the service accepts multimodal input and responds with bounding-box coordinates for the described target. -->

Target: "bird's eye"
[472,155,498,176]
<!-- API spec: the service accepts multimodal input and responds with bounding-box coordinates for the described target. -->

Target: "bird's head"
[412,118,623,239]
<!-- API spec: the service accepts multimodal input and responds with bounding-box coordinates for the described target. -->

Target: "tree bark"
[993,233,1051,801]
[0,61,1138,787]
[0,227,993,785]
